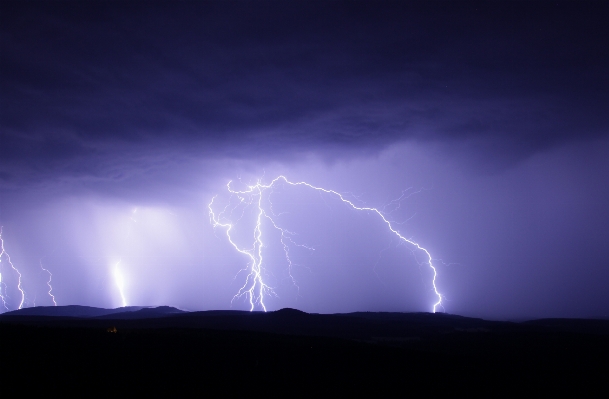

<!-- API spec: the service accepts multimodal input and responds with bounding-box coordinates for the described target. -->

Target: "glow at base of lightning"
[0,227,25,311]
[40,259,57,307]
[209,176,443,313]
[112,260,127,307]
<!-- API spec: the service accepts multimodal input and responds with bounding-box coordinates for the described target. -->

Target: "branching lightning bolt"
[209,187,274,311]
[209,176,443,313]
[0,226,25,312]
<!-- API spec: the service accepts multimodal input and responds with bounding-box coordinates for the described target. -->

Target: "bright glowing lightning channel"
[40,259,57,307]
[0,227,25,311]
[112,261,127,307]
[209,176,443,313]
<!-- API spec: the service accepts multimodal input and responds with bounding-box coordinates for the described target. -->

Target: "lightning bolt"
[107,209,138,308]
[112,260,127,307]
[209,176,443,313]
[0,272,4,311]
[209,188,274,311]
[0,226,25,312]
[39,258,57,307]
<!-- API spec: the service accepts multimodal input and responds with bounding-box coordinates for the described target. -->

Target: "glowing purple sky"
[1,1,608,318]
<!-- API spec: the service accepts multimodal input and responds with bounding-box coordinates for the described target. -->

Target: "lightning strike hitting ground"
[209,176,443,313]
[0,227,25,312]
[112,260,127,307]
[40,258,57,307]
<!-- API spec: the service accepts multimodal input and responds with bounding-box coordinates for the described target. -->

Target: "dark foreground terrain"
[1,307,608,395]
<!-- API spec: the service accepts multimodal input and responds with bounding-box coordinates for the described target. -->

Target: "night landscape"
[1,1,608,395]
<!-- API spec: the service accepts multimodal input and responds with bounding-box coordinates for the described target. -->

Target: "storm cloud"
[1,1,608,318]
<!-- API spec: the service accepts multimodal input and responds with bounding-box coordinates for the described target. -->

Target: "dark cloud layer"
[2,1,608,184]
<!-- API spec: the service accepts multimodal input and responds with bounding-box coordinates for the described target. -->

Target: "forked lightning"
[0,227,25,311]
[209,176,443,313]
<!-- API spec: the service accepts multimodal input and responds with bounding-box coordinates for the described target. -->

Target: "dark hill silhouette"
[272,307,308,316]
[2,306,608,395]
[0,305,145,318]
[3,305,608,339]
[94,306,186,319]
[523,317,609,334]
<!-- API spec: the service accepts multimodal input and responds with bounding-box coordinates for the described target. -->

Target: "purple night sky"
[1,1,608,319]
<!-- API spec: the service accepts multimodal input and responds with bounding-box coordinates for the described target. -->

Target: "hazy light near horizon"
[1,137,609,319]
